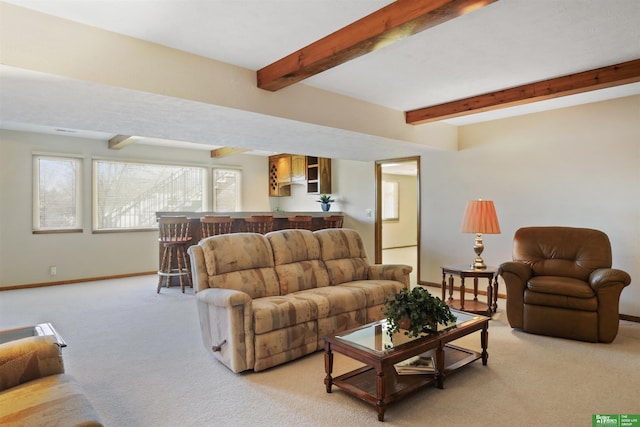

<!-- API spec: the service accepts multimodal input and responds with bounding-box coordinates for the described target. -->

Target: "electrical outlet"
[366,208,372,218]
[49,266,57,276]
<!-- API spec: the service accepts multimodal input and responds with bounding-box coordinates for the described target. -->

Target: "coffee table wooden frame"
[323,311,489,422]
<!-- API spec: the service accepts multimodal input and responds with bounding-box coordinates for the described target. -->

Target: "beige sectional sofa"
[0,336,103,427]
[188,228,412,373]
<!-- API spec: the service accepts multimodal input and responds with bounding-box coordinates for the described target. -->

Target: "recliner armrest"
[0,335,64,391]
[368,264,412,289]
[589,268,632,291]
[499,261,533,283]
[195,287,252,307]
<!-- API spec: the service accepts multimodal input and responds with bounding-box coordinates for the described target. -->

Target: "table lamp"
[460,199,500,270]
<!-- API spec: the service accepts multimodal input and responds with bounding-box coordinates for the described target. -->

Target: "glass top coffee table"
[323,310,489,422]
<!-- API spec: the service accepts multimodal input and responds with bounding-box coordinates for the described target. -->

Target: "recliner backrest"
[199,233,280,298]
[513,226,612,281]
[266,229,330,294]
[314,228,370,285]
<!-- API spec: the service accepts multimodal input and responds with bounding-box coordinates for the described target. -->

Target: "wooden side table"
[441,264,498,315]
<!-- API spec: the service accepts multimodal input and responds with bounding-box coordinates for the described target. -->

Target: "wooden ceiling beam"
[257,0,496,91]
[406,59,640,125]
[211,147,249,158]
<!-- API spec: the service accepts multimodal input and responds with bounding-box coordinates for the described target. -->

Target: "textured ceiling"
[1,0,639,160]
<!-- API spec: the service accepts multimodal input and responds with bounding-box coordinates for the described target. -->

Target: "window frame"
[381,180,399,222]
[32,154,83,234]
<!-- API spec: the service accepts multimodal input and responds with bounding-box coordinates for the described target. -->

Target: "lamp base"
[470,257,487,270]
[470,233,487,270]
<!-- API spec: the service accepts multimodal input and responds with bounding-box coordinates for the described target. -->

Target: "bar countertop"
[156,211,341,219]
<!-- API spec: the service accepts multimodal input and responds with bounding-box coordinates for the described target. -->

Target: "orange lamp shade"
[461,200,501,234]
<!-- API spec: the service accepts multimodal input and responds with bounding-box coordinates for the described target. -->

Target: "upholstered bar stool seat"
[157,216,193,293]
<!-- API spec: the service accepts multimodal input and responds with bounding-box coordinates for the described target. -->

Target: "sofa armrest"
[498,261,533,284]
[188,244,209,293]
[195,288,255,373]
[589,268,632,292]
[0,335,64,391]
[368,264,412,289]
[196,287,252,308]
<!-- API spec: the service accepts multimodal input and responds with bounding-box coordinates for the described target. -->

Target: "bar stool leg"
[179,245,192,288]
[176,247,185,293]
[157,245,169,293]
[167,248,174,290]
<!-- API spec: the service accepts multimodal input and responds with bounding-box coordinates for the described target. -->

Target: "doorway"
[375,157,420,288]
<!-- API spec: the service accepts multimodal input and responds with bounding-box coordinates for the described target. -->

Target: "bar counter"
[156,211,342,238]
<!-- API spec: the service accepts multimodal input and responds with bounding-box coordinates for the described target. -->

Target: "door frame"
[375,156,421,284]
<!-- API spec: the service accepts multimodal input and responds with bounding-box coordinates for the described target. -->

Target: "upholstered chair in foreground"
[0,336,103,426]
[499,226,631,343]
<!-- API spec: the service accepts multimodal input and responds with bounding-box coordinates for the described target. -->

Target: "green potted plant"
[317,194,335,211]
[383,287,457,338]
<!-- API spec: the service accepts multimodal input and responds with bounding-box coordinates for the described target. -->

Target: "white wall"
[420,96,640,316]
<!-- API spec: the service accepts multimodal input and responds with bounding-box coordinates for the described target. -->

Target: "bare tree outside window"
[93,160,207,230]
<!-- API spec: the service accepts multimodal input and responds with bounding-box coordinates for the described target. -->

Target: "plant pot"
[397,318,436,333]
[321,203,331,212]
[398,319,411,330]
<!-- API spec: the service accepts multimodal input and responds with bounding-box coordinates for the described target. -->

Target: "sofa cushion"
[200,233,280,298]
[252,295,318,334]
[525,276,598,312]
[340,279,406,307]
[527,276,595,298]
[314,229,369,285]
[524,290,598,311]
[267,230,330,294]
[289,285,367,319]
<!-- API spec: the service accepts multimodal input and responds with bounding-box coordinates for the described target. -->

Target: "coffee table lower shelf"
[329,345,482,419]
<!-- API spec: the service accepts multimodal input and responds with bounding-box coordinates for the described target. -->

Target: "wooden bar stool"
[323,215,344,228]
[288,215,313,230]
[201,215,234,239]
[244,215,274,234]
[157,216,192,293]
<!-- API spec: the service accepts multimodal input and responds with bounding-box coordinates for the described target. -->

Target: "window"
[382,180,399,221]
[93,160,207,230]
[213,168,241,211]
[33,155,82,232]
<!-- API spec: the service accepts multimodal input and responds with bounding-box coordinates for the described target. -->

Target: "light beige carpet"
[1,276,638,426]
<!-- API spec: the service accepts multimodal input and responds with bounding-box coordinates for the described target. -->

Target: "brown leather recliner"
[499,227,631,343]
